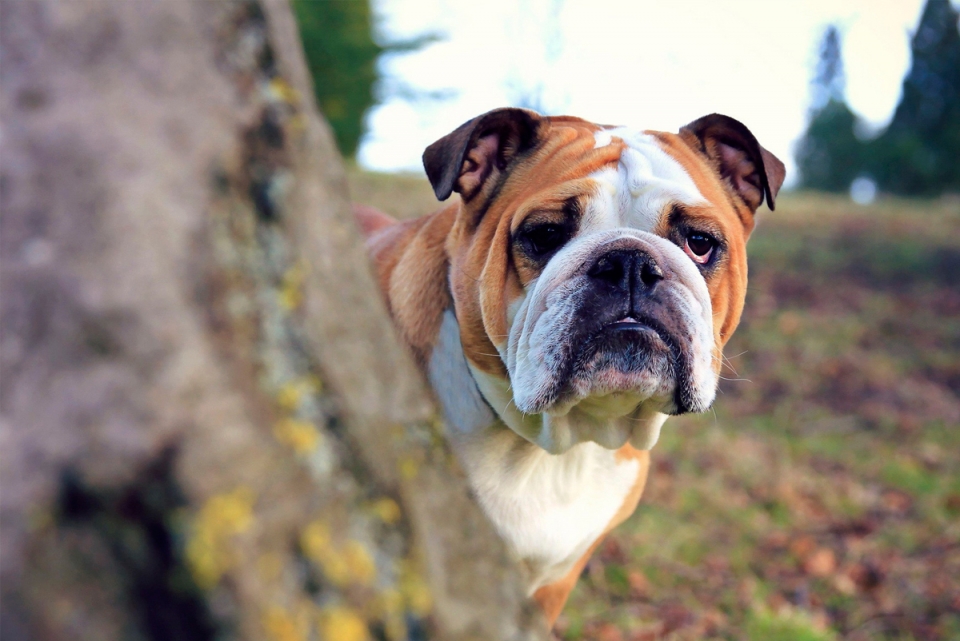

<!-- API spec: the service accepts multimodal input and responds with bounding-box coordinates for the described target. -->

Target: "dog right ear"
[680,114,785,212]
[422,108,542,202]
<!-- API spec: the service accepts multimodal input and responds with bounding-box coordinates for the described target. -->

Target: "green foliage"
[797,26,866,192]
[797,1,960,195]
[796,99,863,193]
[745,610,839,641]
[869,0,960,195]
[292,0,383,158]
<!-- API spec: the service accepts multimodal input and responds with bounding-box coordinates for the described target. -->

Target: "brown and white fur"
[357,109,785,626]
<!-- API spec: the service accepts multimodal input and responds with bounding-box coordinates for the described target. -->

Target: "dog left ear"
[680,114,786,212]
[422,108,542,202]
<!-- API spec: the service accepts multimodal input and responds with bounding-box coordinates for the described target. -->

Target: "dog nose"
[587,249,664,294]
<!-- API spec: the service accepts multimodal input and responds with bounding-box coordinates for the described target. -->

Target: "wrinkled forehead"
[585,127,707,232]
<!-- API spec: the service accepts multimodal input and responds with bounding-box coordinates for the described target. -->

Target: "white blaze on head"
[591,128,707,231]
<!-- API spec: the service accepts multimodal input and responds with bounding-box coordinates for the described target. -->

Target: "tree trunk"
[0,2,546,639]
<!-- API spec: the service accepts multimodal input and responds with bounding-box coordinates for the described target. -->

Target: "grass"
[346,172,960,641]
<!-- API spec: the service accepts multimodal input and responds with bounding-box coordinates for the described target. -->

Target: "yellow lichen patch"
[322,552,353,586]
[262,604,308,641]
[399,562,433,617]
[384,615,407,641]
[211,487,255,531]
[373,589,406,641]
[257,551,284,582]
[399,458,419,480]
[373,588,403,618]
[186,487,255,589]
[318,606,369,641]
[276,376,323,412]
[427,413,446,436]
[300,519,333,561]
[186,539,221,589]
[276,383,303,412]
[278,262,305,311]
[368,498,402,525]
[300,520,351,585]
[274,418,321,455]
[342,540,376,586]
[268,77,301,106]
[301,520,378,587]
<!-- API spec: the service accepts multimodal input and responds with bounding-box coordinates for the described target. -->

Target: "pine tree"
[796,26,865,192]
[811,26,845,111]
[293,1,383,159]
[870,0,960,195]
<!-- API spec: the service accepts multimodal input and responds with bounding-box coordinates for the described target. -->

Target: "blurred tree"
[869,0,960,195]
[293,0,382,159]
[292,1,442,160]
[810,26,845,111]
[1,3,547,639]
[796,26,865,192]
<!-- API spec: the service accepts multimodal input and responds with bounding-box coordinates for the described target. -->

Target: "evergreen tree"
[796,26,865,192]
[811,26,845,111]
[870,0,960,195]
[293,1,383,159]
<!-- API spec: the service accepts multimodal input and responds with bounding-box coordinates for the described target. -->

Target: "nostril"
[588,250,664,291]
[640,260,664,287]
[588,255,624,283]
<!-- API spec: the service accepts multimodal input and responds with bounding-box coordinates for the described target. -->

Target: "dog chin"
[573,326,674,392]
[503,339,688,453]
[517,324,678,415]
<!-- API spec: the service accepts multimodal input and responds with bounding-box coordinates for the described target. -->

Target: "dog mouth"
[547,312,696,414]
[608,315,642,326]
[605,315,660,333]
[593,315,675,359]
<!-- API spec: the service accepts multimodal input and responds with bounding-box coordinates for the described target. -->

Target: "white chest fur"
[429,310,642,592]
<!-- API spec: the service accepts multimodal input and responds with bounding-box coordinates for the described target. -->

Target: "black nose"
[588,249,664,295]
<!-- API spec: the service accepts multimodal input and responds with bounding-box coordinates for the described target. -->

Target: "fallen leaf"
[804,548,837,577]
[832,570,857,595]
[628,570,650,598]
[790,535,817,559]
[882,489,912,514]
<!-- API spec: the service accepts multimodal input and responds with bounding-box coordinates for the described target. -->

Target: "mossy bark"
[0,1,546,639]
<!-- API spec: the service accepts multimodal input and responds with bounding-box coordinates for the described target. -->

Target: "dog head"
[423,109,784,453]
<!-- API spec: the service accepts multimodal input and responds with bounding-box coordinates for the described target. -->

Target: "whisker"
[717,375,752,383]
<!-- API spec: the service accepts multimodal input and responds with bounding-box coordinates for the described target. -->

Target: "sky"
[356,0,954,187]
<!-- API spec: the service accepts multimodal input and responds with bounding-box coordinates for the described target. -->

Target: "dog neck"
[429,307,667,455]
[427,307,653,590]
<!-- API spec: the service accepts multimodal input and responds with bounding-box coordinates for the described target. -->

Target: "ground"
[347,170,960,641]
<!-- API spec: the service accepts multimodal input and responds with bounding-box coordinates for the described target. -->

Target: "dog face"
[424,109,784,453]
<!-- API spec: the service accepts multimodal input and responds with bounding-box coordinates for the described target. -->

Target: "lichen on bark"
[0,1,546,640]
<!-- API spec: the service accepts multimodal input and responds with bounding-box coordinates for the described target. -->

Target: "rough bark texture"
[0,1,546,639]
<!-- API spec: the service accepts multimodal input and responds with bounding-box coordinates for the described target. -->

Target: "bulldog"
[356,108,785,625]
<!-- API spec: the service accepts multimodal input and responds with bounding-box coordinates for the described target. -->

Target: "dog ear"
[680,114,785,212]
[422,108,542,202]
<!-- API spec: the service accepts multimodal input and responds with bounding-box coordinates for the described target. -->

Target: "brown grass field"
[347,170,960,641]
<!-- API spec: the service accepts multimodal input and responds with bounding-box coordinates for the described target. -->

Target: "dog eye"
[684,232,717,265]
[521,223,570,258]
